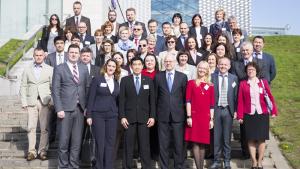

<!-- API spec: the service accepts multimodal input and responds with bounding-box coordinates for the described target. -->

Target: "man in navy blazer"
[147,19,165,55]
[175,22,189,51]
[119,57,155,169]
[52,44,89,169]
[78,22,95,47]
[65,1,91,35]
[210,57,238,169]
[252,36,276,84]
[45,36,68,67]
[154,54,188,169]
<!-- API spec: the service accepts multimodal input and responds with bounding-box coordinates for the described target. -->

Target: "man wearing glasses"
[130,23,147,49]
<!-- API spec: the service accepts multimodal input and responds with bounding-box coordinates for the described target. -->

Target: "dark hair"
[191,14,203,27]
[73,1,82,6]
[48,14,61,31]
[68,44,80,52]
[130,56,144,65]
[213,42,231,59]
[80,47,92,54]
[185,36,199,51]
[165,35,177,46]
[71,33,81,41]
[200,33,215,51]
[172,13,182,23]
[101,38,115,53]
[144,53,159,71]
[148,19,158,26]
[232,28,242,36]
[64,26,76,40]
[34,47,44,53]
[162,22,171,28]
[100,58,121,81]
[126,49,137,66]
[112,52,125,65]
[176,51,191,64]
[54,36,65,44]
[253,35,265,43]
[245,61,261,78]
[126,7,136,14]
[206,53,219,65]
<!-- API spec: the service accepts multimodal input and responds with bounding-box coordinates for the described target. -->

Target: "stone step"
[0,148,58,158]
[0,125,27,132]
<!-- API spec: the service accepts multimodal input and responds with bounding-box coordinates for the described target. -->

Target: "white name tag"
[221,28,226,31]
[197,52,202,56]
[259,87,263,94]
[85,41,91,45]
[100,83,107,87]
[257,55,263,59]
[232,81,236,88]
[143,85,149,89]
[236,48,240,52]
[204,84,209,90]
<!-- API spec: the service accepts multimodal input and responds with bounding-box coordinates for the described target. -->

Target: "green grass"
[264,36,300,169]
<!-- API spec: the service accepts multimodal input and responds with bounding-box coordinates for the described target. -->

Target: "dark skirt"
[244,113,269,140]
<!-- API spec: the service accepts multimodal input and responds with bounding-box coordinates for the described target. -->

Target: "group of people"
[20,1,278,169]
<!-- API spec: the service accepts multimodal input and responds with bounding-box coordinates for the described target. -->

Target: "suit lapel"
[227,74,233,101]
[162,71,169,92]
[171,72,179,93]
[29,65,37,83]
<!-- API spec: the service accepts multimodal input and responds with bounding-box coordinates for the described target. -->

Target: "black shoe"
[39,153,48,161]
[257,167,263,169]
[210,162,222,169]
[224,167,231,169]
[26,152,36,161]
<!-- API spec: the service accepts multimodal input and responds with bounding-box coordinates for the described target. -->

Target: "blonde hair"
[195,61,211,85]
[215,9,226,20]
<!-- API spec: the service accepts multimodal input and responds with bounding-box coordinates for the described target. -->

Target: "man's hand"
[121,118,129,129]
[147,118,155,128]
[57,111,65,119]
[87,118,92,125]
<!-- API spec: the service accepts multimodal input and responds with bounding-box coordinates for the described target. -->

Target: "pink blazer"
[237,79,278,120]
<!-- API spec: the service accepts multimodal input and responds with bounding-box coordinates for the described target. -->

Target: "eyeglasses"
[134,28,141,31]
[139,44,147,47]
[167,41,175,44]
[51,18,58,21]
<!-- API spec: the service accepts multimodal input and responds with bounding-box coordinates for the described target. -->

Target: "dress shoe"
[39,153,48,161]
[210,162,222,169]
[26,152,36,161]
[224,167,231,169]
[257,167,263,169]
[251,167,257,169]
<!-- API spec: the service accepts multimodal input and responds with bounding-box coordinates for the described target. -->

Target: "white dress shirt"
[105,73,114,94]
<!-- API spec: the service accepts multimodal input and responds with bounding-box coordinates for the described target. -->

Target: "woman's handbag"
[261,80,273,112]
[81,125,96,166]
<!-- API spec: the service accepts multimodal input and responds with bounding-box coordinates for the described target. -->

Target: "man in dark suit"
[52,44,89,169]
[120,7,147,39]
[227,16,248,43]
[119,57,155,169]
[147,19,165,55]
[175,22,189,51]
[154,54,188,169]
[129,22,147,48]
[210,57,238,169]
[78,22,95,47]
[45,36,68,67]
[65,1,91,35]
[108,10,120,36]
[252,36,276,84]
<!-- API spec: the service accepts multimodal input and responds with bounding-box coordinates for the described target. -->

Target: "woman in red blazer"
[237,62,278,169]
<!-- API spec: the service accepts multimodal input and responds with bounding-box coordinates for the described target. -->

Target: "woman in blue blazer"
[86,59,121,169]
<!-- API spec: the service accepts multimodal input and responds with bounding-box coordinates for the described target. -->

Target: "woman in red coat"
[237,62,278,169]
[185,61,215,169]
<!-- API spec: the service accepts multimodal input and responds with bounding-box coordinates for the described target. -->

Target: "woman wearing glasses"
[40,14,63,55]
[157,35,178,70]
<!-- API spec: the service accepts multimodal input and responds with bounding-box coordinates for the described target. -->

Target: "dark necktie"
[135,76,140,94]
[76,16,79,28]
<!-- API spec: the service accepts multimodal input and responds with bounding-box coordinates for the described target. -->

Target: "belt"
[218,106,229,109]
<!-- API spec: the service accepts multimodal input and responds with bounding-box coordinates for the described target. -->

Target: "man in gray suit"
[210,57,238,169]
[21,47,53,161]
[52,44,89,169]
[45,36,68,67]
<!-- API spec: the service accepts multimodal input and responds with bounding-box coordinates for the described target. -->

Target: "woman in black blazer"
[188,14,208,48]
[86,59,121,169]
[40,14,64,54]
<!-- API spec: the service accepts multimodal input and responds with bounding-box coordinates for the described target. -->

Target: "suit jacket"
[20,62,53,107]
[88,64,100,88]
[175,35,187,51]
[188,26,208,46]
[66,15,91,35]
[256,52,276,83]
[119,75,155,123]
[104,35,118,43]
[45,52,68,67]
[89,44,101,65]
[209,21,230,39]
[86,75,120,118]
[120,21,148,39]
[187,51,207,66]
[231,58,265,82]
[237,79,278,120]
[211,72,238,117]
[154,35,166,55]
[154,71,188,122]
[52,62,89,112]
[39,26,64,52]
[81,34,95,47]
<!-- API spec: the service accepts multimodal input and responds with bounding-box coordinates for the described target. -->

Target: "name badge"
[143,85,149,89]
[257,55,263,59]
[100,83,107,87]
[221,28,226,31]
[232,81,236,88]
[259,87,263,94]
[236,48,240,52]
[204,84,209,90]
[85,41,91,45]
[197,52,202,56]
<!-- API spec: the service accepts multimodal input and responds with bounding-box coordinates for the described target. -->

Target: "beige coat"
[20,62,53,107]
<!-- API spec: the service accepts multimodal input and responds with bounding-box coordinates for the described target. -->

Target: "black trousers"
[58,106,84,169]
[158,121,185,169]
[123,122,151,169]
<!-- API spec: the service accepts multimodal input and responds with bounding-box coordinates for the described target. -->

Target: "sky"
[252,0,300,35]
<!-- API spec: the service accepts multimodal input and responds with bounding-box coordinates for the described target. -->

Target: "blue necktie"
[135,76,140,94]
[167,72,173,92]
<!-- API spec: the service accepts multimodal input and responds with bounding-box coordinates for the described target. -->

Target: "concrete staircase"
[0,96,279,169]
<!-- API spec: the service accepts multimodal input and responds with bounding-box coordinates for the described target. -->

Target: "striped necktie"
[73,64,79,84]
